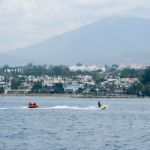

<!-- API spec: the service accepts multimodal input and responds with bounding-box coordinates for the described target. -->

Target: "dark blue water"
[0,96,150,150]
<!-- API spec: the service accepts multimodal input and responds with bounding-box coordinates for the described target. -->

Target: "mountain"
[4,16,150,65]
[0,53,20,66]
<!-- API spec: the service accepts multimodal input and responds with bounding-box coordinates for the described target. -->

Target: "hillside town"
[0,63,149,97]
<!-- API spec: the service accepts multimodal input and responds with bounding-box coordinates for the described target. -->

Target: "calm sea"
[0,96,150,150]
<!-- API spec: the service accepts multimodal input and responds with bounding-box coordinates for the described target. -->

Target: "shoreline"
[0,93,147,98]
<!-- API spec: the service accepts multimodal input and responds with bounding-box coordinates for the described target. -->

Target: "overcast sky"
[0,0,150,52]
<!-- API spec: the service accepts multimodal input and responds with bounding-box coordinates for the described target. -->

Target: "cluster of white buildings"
[0,73,96,94]
[100,77,139,94]
[69,65,105,72]
[101,77,139,87]
[0,63,149,94]
[118,64,149,70]
[69,64,149,72]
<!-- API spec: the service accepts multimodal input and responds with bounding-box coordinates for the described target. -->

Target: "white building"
[0,76,5,82]
[64,82,84,93]
[69,65,100,72]
[118,64,149,70]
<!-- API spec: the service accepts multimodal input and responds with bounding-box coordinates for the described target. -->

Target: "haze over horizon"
[1,0,150,53]
[0,16,148,66]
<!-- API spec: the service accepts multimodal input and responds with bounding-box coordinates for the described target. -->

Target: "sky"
[0,0,150,52]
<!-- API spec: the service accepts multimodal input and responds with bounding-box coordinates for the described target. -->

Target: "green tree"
[143,84,150,96]
[11,78,22,89]
[93,73,105,84]
[126,82,143,95]
[53,83,64,94]
[0,87,4,93]
[141,67,150,84]
[31,82,42,93]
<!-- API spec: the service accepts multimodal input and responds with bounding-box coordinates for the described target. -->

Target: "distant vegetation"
[0,63,150,96]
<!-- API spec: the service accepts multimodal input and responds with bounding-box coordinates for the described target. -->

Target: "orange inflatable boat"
[28,102,39,108]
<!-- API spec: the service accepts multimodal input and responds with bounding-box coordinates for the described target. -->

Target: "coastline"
[0,93,144,98]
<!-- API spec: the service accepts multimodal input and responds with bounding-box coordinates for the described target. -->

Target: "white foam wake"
[42,105,97,110]
[0,107,28,110]
[0,105,98,110]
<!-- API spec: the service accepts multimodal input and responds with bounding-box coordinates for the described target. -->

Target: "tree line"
[0,64,150,96]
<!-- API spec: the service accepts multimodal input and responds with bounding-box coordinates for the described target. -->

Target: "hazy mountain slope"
[0,53,20,66]
[5,16,150,65]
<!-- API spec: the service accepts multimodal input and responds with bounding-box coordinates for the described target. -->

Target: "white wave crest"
[0,105,98,110]
[45,105,97,110]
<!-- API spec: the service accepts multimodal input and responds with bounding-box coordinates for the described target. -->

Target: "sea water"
[0,96,150,150]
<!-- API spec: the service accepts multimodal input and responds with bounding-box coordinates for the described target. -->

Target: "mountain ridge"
[3,16,150,65]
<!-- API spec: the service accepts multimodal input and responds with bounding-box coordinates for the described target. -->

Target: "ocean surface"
[0,96,150,150]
